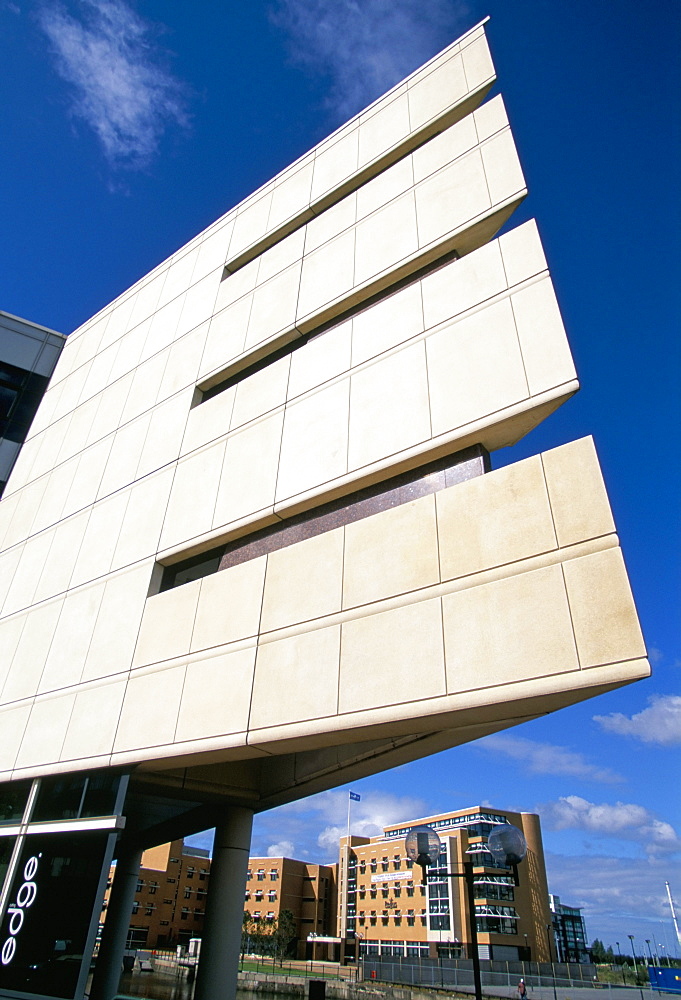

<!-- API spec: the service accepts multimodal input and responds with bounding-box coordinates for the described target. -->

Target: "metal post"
[90,846,144,1000]
[463,861,483,1000]
[546,924,558,1000]
[194,806,254,1000]
[629,935,639,982]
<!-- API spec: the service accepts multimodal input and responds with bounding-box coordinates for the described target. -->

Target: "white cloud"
[477,733,624,783]
[545,850,681,946]
[271,0,472,118]
[594,694,681,746]
[540,795,681,856]
[251,788,429,863]
[267,840,294,858]
[37,0,189,169]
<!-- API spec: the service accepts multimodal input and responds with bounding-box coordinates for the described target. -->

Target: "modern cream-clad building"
[338,808,552,963]
[0,19,648,1000]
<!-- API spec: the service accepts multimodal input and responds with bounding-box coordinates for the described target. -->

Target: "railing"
[360,956,657,995]
[239,956,358,981]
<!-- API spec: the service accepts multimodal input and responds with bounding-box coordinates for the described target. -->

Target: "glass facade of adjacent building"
[549,894,590,964]
[0,311,65,497]
[0,772,127,999]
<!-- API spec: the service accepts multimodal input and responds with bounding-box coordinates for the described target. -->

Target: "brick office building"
[338,807,553,963]
[244,857,337,959]
[102,842,337,956]
[102,840,210,949]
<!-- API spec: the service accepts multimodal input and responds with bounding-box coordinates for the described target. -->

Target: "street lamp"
[546,925,558,1000]
[406,823,527,1000]
[628,935,638,981]
[616,942,626,984]
[645,940,654,967]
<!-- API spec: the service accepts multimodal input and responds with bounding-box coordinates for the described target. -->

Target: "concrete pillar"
[89,846,143,1000]
[194,807,254,1000]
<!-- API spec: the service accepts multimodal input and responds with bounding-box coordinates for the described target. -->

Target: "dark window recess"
[201,340,298,404]
[159,444,489,592]
[32,770,123,822]
[221,127,443,278]
[199,248,460,405]
[0,360,50,442]
[0,778,32,824]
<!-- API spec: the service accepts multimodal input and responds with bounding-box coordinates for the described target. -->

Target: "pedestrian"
[518,979,527,999]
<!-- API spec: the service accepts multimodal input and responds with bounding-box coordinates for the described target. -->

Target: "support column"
[194,807,254,1000]
[89,846,143,1000]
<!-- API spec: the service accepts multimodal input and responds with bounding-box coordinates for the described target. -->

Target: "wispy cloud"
[477,733,624,784]
[37,0,189,169]
[247,788,429,863]
[545,850,681,943]
[540,795,681,856]
[270,0,472,119]
[594,694,681,746]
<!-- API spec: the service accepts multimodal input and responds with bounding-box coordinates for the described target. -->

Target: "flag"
[349,791,361,801]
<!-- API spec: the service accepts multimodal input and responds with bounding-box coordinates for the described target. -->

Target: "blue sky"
[1,0,679,950]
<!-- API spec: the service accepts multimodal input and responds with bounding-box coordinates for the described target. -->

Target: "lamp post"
[405,823,527,1000]
[628,935,638,982]
[546,925,558,1000]
[616,942,626,984]
[646,940,654,967]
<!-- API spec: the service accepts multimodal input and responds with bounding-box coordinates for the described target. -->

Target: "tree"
[241,911,252,959]
[591,939,607,962]
[272,909,297,964]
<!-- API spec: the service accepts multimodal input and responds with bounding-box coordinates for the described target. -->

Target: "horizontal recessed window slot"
[198,249,460,406]
[158,444,489,592]
[200,340,302,404]
[222,128,446,281]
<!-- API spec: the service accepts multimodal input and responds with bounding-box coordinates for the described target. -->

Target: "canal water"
[91,967,288,1000]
